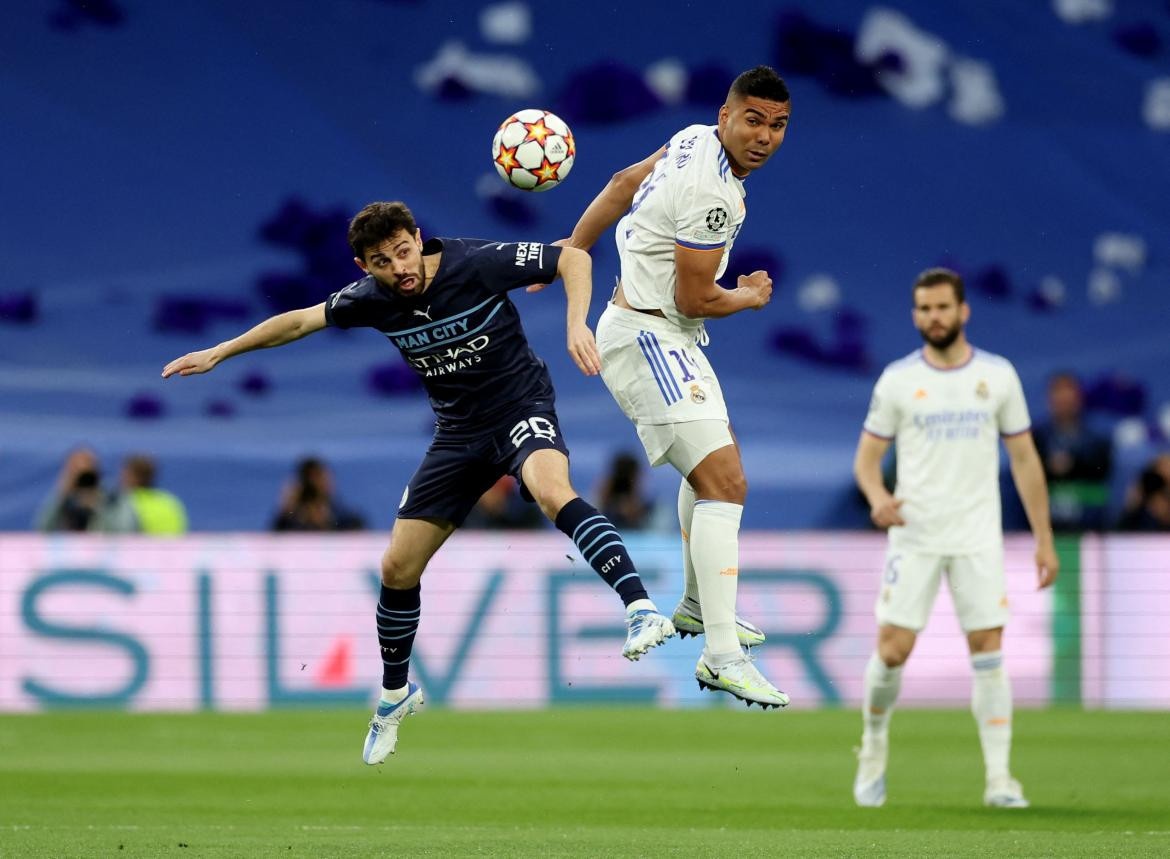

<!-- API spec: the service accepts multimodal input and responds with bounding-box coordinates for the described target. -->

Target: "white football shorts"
[875,545,1009,633]
[595,302,732,475]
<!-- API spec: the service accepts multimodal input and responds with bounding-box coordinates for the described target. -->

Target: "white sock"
[971,650,1012,782]
[689,500,742,662]
[678,479,698,604]
[862,652,903,741]
[380,684,408,705]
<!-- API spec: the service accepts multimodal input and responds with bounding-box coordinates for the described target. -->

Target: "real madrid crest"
[975,380,990,400]
[690,384,706,404]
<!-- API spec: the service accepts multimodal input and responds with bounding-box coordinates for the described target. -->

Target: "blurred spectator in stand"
[463,475,545,530]
[272,456,366,531]
[104,454,189,535]
[1032,372,1113,531]
[1118,453,1170,532]
[35,446,114,532]
[596,451,654,531]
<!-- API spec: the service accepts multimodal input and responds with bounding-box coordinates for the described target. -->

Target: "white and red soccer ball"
[491,109,575,192]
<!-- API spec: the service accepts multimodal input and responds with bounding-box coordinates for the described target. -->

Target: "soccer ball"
[491,109,575,192]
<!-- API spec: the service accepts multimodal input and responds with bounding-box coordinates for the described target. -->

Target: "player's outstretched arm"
[556,247,601,376]
[674,245,772,319]
[1004,432,1059,588]
[854,431,905,528]
[161,303,327,378]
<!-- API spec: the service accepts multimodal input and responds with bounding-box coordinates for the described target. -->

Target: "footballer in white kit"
[852,268,1058,810]
[863,346,1032,632]
[596,122,746,471]
[554,66,793,708]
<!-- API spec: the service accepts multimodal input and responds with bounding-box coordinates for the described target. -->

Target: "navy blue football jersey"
[325,237,563,433]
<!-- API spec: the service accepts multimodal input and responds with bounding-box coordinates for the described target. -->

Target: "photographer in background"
[1032,372,1113,532]
[35,446,116,532]
[596,451,654,531]
[1118,452,1170,532]
[272,456,366,532]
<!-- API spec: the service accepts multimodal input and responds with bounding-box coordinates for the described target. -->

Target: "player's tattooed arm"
[557,247,601,376]
[854,431,905,528]
[1003,432,1059,588]
[161,303,327,378]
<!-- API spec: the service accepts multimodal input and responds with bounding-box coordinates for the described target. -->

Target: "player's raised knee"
[532,483,577,520]
[877,642,911,668]
[694,470,747,504]
[380,551,423,588]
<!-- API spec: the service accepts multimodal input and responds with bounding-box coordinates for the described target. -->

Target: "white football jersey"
[863,347,1032,553]
[614,124,747,334]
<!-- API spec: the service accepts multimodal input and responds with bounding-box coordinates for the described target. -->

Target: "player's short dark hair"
[912,267,965,304]
[728,66,790,105]
[348,201,418,259]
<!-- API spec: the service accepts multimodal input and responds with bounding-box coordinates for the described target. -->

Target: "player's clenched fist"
[869,494,906,529]
[738,270,773,309]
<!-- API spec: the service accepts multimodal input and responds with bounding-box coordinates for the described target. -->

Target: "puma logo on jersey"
[412,306,432,321]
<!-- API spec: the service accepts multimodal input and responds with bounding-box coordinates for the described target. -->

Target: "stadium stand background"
[2,0,1168,531]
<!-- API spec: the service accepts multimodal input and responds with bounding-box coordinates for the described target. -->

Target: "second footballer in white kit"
[548,66,792,708]
[852,268,1058,808]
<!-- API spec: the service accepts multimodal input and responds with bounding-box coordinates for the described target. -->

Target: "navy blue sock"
[376,584,420,690]
[555,497,649,607]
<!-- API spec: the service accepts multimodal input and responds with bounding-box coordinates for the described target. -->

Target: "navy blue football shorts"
[396,409,570,526]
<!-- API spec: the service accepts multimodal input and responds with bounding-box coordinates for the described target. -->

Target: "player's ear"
[353,256,369,275]
[414,228,423,248]
[960,301,971,324]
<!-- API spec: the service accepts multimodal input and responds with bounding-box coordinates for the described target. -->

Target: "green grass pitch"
[1,708,1167,857]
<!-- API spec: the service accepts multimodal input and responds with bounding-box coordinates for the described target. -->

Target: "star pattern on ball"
[533,156,562,187]
[522,118,554,145]
[563,130,576,158]
[494,144,520,175]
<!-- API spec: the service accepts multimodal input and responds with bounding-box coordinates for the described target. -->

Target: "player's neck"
[421,252,442,292]
[714,131,750,178]
[923,337,971,368]
[723,148,750,179]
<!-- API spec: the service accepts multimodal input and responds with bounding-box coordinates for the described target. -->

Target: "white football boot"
[853,734,888,807]
[695,653,789,709]
[622,607,676,661]
[984,775,1030,808]
[362,682,424,765]
[671,597,765,648]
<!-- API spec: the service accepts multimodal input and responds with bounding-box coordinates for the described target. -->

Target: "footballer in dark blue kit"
[163,201,676,764]
[324,234,571,524]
